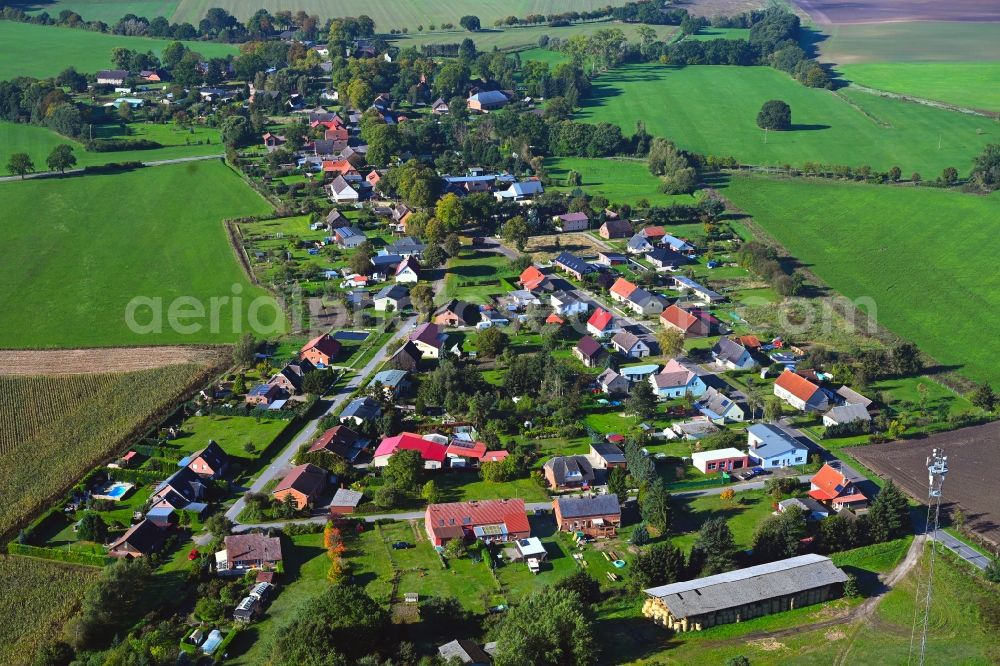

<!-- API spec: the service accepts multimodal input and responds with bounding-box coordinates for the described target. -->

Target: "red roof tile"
[610,277,638,299]
[775,370,821,402]
[588,308,614,332]
[425,499,529,541]
[374,432,447,462]
[301,334,341,359]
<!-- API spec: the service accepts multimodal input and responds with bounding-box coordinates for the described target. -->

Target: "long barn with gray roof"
[642,554,848,631]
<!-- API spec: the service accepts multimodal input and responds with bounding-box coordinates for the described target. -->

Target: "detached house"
[409,322,447,358]
[543,455,595,489]
[660,304,713,338]
[554,212,589,232]
[627,233,655,255]
[597,368,629,395]
[308,424,366,463]
[374,432,447,469]
[424,498,529,546]
[550,290,589,316]
[586,308,617,338]
[625,288,666,316]
[611,331,651,358]
[96,69,129,85]
[300,334,341,367]
[809,463,869,511]
[340,396,382,425]
[773,370,829,412]
[186,441,229,479]
[395,256,422,283]
[519,265,552,292]
[272,463,327,510]
[387,341,422,371]
[495,178,544,202]
[553,252,596,280]
[221,534,283,572]
[695,387,746,423]
[327,175,360,203]
[823,403,872,427]
[649,359,706,399]
[574,335,606,368]
[108,519,165,558]
[334,225,367,248]
[374,284,409,312]
[553,495,621,538]
[468,90,509,112]
[599,219,633,239]
[712,338,757,371]
[746,424,808,469]
[433,300,480,327]
[646,248,689,271]
[610,278,638,304]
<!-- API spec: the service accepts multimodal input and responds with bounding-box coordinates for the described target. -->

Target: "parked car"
[391,541,413,550]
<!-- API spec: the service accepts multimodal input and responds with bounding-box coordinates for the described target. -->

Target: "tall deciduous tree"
[7,152,34,179]
[46,144,76,173]
[492,588,594,666]
[756,99,791,131]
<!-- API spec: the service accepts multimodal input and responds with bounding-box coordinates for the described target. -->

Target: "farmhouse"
[221,534,283,572]
[611,330,650,358]
[373,432,448,469]
[573,335,606,367]
[553,252,596,280]
[712,338,757,371]
[691,448,749,474]
[424,499,529,546]
[108,519,165,558]
[643,554,848,632]
[746,424,809,468]
[543,455,595,489]
[649,359,706,400]
[272,463,327,510]
[809,463,869,511]
[553,494,621,538]
[554,212,589,232]
[300,333,341,367]
[660,304,713,338]
[774,370,829,412]
[186,441,229,479]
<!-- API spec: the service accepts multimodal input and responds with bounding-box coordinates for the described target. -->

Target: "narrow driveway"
[930,529,991,570]
[226,316,416,522]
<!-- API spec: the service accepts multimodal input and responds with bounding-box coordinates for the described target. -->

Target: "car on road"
[391,541,413,550]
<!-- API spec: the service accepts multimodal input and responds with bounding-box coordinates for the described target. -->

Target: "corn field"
[0,554,98,666]
[0,364,212,538]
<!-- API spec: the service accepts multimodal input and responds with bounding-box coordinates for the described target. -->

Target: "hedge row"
[7,542,111,567]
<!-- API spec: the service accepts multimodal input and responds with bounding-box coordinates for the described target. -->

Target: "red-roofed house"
[324,126,349,142]
[373,433,447,469]
[609,278,638,303]
[424,499,530,546]
[300,334,341,367]
[774,370,829,412]
[322,160,361,180]
[642,226,665,241]
[272,463,327,510]
[445,439,488,467]
[482,450,509,464]
[660,304,712,338]
[366,170,381,187]
[809,463,868,511]
[518,266,551,292]
[736,334,762,349]
[587,308,616,338]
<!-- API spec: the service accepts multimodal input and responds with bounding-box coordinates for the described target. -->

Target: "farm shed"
[643,554,847,632]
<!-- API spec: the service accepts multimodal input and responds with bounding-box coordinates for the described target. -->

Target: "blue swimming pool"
[106,484,128,498]
[94,481,134,501]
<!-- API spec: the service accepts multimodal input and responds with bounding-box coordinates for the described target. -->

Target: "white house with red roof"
[445,438,488,468]
[809,463,868,511]
[609,277,638,304]
[773,370,829,412]
[424,499,530,546]
[587,308,617,338]
[373,432,447,469]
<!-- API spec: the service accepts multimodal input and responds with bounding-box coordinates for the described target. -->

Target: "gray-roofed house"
[627,233,655,255]
[553,252,596,280]
[822,402,872,427]
[625,287,666,316]
[554,212,589,232]
[835,386,873,409]
[553,494,621,538]
[326,209,349,231]
[438,639,492,665]
[746,423,809,468]
[374,284,409,312]
[340,396,383,426]
[599,219,633,239]
[646,247,689,271]
[468,90,509,112]
[150,467,208,514]
[494,179,544,202]
[643,554,848,632]
[334,225,367,248]
[368,369,410,397]
[387,341,422,371]
[550,290,589,316]
[589,442,626,469]
[778,497,831,521]
[611,330,651,358]
[327,175,359,203]
[672,276,724,303]
[597,368,629,395]
[330,488,365,514]
[387,237,426,257]
[543,455,595,489]
[711,338,757,371]
[695,386,747,424]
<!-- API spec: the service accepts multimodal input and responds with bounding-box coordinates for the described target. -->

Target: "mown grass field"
[0,160,278,348]
[0,555,99,666]
[720,174,1000,385]
[0,364,210,539]
[24,0,178,23]
[544,156,704,205]
[0,20,238,80]
[170,0,630,29]
[0,121,222,176]
[816,21,1000,64]
[839,62,1000,111]
[392,21,674,51]
[576,63,998,175]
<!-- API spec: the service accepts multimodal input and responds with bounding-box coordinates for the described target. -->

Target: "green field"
[516,46,571,66]
[0,160,279,348]
[0,20,238,80]
[576,63,998,175]
[392,21,674,51]
[1,121,223,176]
[816,22,1000,64]
[840,62,1000,111]
[25,0,178,24]
[544,156,704,206]
[169,0,629,29]
[721,174,1000,385]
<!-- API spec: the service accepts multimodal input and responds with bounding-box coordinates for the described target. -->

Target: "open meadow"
[0,555,99,666]
[0,20,238,80]
[719,174,1000,385]
[17,0,178,23]
[838,63,1000,111]
[390,21,674,52]
[0,363,212,539]
[576,63,998,175]
[544,156,704,206]
[0,121,223,176]
[0,160,279,348]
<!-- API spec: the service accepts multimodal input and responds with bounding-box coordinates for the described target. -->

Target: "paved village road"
[226,316,417,523]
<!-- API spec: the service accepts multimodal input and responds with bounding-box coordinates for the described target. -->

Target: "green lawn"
[175,414,293,459]
[720,174,1000,385]
[1,121,223,176]
[544,156,704,206]
[576,63,999,176]
[441,249,518,303]
[24,0,177,23]
[436,475,551,503]
[670,490,776,554]
[839,62,1000,111]
[0,160,280,347]
[390,21,675,51]
[0,20,238,79]
[817,21,1000,64]
[516,47,570,66]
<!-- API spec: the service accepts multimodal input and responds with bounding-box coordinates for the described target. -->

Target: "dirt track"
[0,346,226,376]
[792,0,1000,25]
[853,422,1000,546]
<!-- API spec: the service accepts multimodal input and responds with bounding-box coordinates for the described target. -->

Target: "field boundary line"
[847,83,1000,120]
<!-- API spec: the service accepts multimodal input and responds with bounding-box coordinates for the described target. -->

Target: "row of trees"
[6,144,76,178]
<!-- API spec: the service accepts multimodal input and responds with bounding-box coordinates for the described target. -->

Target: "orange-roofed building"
[424,499,529,546]
[587,308,616,337]
[809,463,868,511]
[518,266,551,291]
[660,304,712,338]
[322,160,360,179]
[773,370,829,412]
[545,313,565,325]
[324,126,349,142]
[300,334,341,367]
[609,277,638,303]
